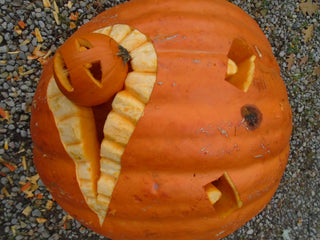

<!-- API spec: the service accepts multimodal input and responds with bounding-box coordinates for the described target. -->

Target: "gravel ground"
[0,0,319,239]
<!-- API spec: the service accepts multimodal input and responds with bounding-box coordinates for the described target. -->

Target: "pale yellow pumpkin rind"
[94,24,158,225]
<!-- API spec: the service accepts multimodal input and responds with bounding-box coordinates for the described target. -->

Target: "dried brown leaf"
[36,218,48,224]
[69,21,77,29]
[20,39,30,46]
[14,26,22,35]
[0,156,17,171]
[0,108,9,121]
[22,156,27,170]
[26,174,40,184]
[53,0,59,13]
[20,182,32,192]
[46,200,54,210]
[286,53,295,71]
[1,187,10,197]
[302,25,314,43]
[34,28,43,43]
[18,21,26,29]
[300,56,309,65]
[43,0,51,8]
[7,176,13,185]
[299,0,319,16]
[67,1,73,9]
[313,65,320,76]
[11,226,16,237]
[52,11,60,25]
[22,206,32,216]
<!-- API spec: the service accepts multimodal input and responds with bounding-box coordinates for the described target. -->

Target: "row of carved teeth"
[47,24,157,225]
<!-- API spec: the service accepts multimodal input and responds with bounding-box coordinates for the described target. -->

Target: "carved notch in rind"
[226,38,256,92]
[204,172,243,218]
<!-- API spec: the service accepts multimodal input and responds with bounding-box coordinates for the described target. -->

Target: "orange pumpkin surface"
[30,0,292,239]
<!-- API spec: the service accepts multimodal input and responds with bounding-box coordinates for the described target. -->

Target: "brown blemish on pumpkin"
[241,104,262,130]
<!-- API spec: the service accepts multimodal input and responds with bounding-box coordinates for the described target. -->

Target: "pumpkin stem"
[117,45,131,66]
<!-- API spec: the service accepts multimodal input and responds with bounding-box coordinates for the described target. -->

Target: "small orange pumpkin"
[31,0,292,239]
[53,33,129,106]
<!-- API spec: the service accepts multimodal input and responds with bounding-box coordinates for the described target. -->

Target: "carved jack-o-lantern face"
[31,1,292,240]
[53,33,129,106]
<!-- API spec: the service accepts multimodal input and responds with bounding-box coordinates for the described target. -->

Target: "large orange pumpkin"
[30,0,292,239]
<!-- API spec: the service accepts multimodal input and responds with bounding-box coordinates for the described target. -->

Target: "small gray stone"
[0,45,8,53]
[32,209,42,217]
[6,65,15,72]
[20,45,29,52]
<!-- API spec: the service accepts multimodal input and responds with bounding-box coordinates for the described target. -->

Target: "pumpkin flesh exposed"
[47,24,157,225]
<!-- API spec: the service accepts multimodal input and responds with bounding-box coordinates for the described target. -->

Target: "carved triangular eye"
[86,61,103,82]
[77,38,92,52]
[225,38,256,92]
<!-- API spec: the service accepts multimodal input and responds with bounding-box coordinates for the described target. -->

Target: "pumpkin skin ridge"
[114,54,291,172]
[93,145,289,240]
[79,0,277,67]
[106,143,290,216]
[93,175,282,240]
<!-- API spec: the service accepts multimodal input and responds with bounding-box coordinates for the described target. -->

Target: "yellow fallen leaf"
[43,0,51,8]
[22,206,32,217]
[36,218,47,224]
[52,11,60,25]
[34,28,43,43]
[46,200,54,210]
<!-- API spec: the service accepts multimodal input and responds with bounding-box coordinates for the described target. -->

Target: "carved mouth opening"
[204,172,243,217]
[53,52,74,92]
[47,24,157,226]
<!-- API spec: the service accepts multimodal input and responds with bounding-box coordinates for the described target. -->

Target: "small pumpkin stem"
[117,45,131,66]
